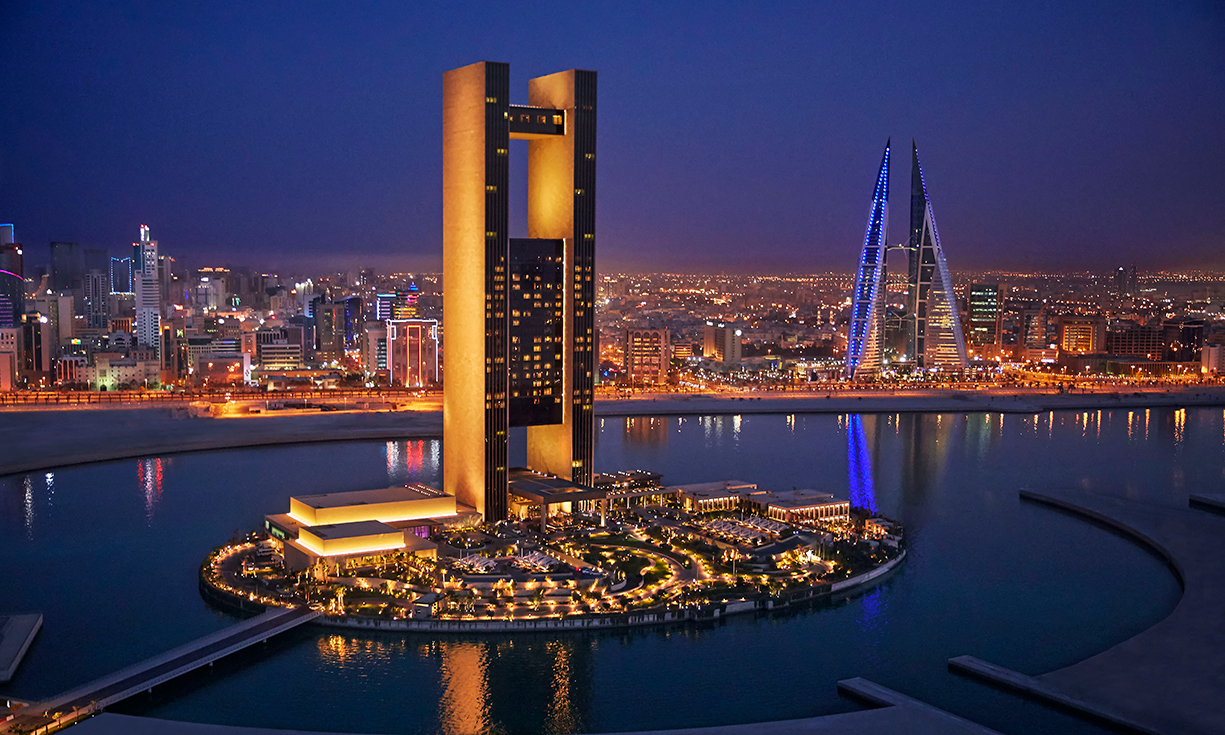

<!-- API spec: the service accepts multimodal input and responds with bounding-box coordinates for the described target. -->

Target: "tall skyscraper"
[967,283,1003,349]
[443,61,596,520]
[50,241,83,294]
[845,142,890,380]
[0,225,23,329]
[133,225,162,361]
[904,142,968,370]
[83,270,111,329]
[315,302,346,361]
[110,256,134,294]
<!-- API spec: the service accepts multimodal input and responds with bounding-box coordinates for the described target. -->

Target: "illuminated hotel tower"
[904,142,967,369]
[845,141,890,380]
[443,61,597,520]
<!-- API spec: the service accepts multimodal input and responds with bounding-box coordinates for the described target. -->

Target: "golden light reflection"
[545,641,579,734]
[439,641,489,735]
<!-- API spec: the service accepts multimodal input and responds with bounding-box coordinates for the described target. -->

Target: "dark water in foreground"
[4,408,1222,734]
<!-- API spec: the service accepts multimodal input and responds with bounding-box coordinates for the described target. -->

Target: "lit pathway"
[950,489,1225,735]
[1,607,319,734]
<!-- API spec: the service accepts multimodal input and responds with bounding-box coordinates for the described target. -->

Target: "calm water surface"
[4,408,1222,734]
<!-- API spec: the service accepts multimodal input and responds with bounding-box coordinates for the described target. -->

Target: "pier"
[2,607,319,734]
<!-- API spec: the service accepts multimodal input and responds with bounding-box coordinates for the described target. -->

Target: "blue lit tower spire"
[905,141,968,369]
[845,141,890,380]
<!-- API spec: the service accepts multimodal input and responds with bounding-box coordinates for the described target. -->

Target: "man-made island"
[199,471,904,631]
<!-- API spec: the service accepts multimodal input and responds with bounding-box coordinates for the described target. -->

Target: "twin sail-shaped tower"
[845,140,968,379]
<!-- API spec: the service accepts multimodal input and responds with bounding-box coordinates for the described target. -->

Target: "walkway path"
[949,489,1225,735]
[1,607,319,734]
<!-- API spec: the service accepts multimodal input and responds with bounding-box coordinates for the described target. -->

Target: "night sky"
[2,2,1222,275]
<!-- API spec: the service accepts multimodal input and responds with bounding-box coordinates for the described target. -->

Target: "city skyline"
[2,3,1223,274]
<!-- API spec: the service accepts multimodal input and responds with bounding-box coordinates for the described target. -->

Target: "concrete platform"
[0,614,41,683]
[67,679,1002,735]
[950,489,1225,735]
[1188,492,1225,514]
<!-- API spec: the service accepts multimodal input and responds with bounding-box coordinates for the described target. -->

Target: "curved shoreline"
[200,550,906,635]
[949,490,1225,735]
[3,389,1224,478]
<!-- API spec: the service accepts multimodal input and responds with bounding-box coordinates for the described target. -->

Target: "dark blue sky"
[2,2,1222,274]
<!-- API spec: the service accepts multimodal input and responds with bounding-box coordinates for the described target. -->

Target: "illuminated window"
[485,96,497,104]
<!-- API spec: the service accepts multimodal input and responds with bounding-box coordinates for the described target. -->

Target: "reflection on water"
[23,474,33,539]
[846,414,878,513]
[139,458,164,525]
[440,642,489,735]
[624,417,668,448]
[385,440,441,486]
[857,588,887,668]
[4,413,1221,734]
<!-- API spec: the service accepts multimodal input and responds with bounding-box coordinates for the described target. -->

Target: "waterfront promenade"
[950,489,1225,735]
[3,386,1225,477]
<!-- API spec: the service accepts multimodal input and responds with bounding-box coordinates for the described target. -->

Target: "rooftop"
[672,480,758,498]
[292,483,446,510]
[301,520,400,541]
[508,468,607,503]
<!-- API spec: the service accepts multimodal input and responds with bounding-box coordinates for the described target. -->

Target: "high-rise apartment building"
[703,322,742,365]
[20,312,53,380]
[1020,306,1047,348]
[110,256,133,293]
[967,283,1003,348]
[1113,265,1138,297]
[84,270,111,329]
[315,302,346,361]
[624,328,670,384]
[0,225,23,329]
[133,226,162,361]
[50,241,83,295]
[364,322,388,374]
[443,61,596,520]
[388,318,438,388]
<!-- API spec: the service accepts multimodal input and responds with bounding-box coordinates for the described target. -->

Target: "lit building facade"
[703,322,742,365]
[388,318,438,387]
[904,142,968,370]
[1058,314,1106,353]
[443,61,596,521]
[133,225,162,362]
[967,283,1003,349]
[624,328,670,384]
[0,229,23,330]
[845,142,890,379]
[83,270,110,329]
